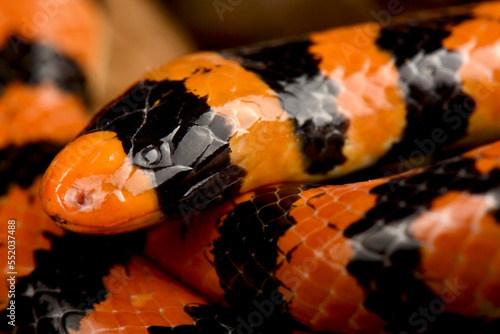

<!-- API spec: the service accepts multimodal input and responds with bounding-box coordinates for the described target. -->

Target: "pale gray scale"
[151,165,193,187]
[195,111,216,126]
[171,125,218,167]
[398,49,462,110]
[353,216,420,266]
[208,113,237,141]
[280,74,340,128]
[196,136,228,165]
[143,148,159,164]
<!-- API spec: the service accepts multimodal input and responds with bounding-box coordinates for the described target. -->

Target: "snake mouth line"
[50,215,69,226]
[50,211,165,235]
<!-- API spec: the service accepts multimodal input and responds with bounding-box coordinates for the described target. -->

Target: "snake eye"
[136,145,162,167]
[143,146,161,164]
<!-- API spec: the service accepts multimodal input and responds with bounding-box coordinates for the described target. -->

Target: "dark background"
[159,0,475,49]
[100,0,476,106]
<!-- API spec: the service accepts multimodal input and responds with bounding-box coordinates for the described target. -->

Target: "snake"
[2,1,500,333]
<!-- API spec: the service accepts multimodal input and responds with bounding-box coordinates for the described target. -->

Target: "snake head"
[40,79,245,234]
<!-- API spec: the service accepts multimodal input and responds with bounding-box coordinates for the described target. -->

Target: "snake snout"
[40,131,163,234]
[64,186,98,211]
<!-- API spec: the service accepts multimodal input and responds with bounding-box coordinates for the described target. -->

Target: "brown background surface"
[99,0,476,109]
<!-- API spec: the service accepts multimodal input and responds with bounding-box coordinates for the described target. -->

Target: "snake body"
[2,1,500,333]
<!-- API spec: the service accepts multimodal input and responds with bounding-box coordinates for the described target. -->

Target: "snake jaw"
[40,131,163,234]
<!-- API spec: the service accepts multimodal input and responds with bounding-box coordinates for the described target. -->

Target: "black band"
[0,231,146,333]
[375,15,475,162]
[84,79,246,221]
[220,41,349,175]
[344,153,500,332]
[211,184,311,333]
[0,34,89,105]
[0,142,63,196]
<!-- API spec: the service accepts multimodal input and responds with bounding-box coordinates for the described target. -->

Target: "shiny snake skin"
[3,1,500,333]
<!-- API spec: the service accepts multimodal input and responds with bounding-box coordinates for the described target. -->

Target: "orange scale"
[91,311,122,330]
[35,234,56,251]
[337,189,367,204]
[15,245,36,266]
[288,298,321,324]
[419,252,458,281]
[479,214,500,235]
[317,201,347,220]
[208,75,237,95]
[491,263,500,292]
[429,191,463,210]
[307,192,335,209]
[147,276,175,291]
[292,217,325,238]
[17,228,36,245]
[277,229,303,255]
[277,266,299,291]
[160,308,196,327]
[348,194,378,214]
[276,252,288,265]
[105,296,136,312]
[130,295,162,312]
[294,280,330,309]
[482,143,500,158]
[450,262,486,292]
[278,284,295,303]
[462,233,500,264]
[139,278,160,295]
[1,206,16,219]
[120,277,144,296]
[24,210,42,225]
[321,296,358,327]
[299,187,330,201]
[410,214,438,241]
[304,226,339,250]
[480,279,500,308]
[474,148,491,159]
[474,157,500,174]
[0,83,89,148]
[287,244,316,265]
[331,273,364,304]
[288,204,315,222]
[309,259,342,288]
[329,210,363,231]
[121,327,148,334]
[324,238,354,266]
[137,311,172,326]
[154,291,189,308]
[433,226,471,254]
[313,314,351,333]
[324,187,344,198]
[113,312,144,327]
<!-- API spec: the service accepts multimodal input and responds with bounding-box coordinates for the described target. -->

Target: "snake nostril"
[64,186,94,210]
[75,191,87,206]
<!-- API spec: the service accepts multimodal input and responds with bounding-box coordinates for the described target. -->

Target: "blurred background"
[99,0,476,107]
[160,0,474,49]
